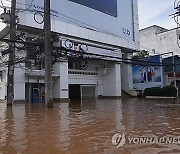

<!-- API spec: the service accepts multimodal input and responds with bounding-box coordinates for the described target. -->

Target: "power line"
[16,0,34,13]
[0,1,136,44]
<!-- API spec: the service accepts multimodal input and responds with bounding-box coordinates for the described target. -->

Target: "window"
[69,0,118,17]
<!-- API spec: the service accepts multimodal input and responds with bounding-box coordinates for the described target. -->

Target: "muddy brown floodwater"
[0,98,180,154]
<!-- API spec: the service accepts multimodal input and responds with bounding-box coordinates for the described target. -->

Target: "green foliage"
[144,85,177,97]
[144,87,161,96]
[161,86,177,97]
[133,50,149,59]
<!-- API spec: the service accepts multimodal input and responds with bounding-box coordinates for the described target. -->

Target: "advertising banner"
[19,0,134,41]
[132,55,162,84]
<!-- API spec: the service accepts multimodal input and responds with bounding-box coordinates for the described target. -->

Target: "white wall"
[0,84,6,99]
[132,0,140,44]
[140,26,180,55]
[14,64,26,100]
[0,69,7,99]
[17,0,139,52]
[53,62,69,99]
[18,0,134,40]
[102,63,121,96]
[121,53,133,93]
[156,30,179,55]
[0,0,140,99]
[68,59,122,97]
[68,72,103,97]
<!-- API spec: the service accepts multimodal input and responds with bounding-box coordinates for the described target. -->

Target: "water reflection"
[59,103,70,151]
[11,104,26,153]
[120,98,180,154]
[0,102,7,147]
[0,98,179,154]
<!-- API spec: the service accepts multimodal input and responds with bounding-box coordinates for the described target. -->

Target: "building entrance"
[25,83,45,103]
[69,84,96,100]
[69,84,81,99]
[81,85,95,99]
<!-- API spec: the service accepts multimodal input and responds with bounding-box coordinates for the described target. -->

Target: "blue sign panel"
[23,0,134,40]
[133,55,162,84]
[68,0,118,17]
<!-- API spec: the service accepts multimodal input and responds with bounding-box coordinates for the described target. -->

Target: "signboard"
[18,0,134,41]
[69,0,117,17]
[62,39,122,60]
[132,55,163,90]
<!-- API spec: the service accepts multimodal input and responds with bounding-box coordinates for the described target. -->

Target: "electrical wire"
[0,5,138,49]
[16,0,34,13]
[173,0,180,49]
[0,36,178,68]
[0,2,136,43]
[2,0,34,12]
[0,34,177,68]
[0,2,97,35]
[1,2,177,69]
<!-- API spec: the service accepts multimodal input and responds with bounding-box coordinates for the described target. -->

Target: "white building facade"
[0,0,140,102]
[139,25,180,88]
[140,25,179,55]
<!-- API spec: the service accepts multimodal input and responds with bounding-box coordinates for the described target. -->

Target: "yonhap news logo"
[112,133,180,148]
[112,133,126,148]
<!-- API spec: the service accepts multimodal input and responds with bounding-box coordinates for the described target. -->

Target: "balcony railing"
[68,69,98,76]
[25,70,59,77]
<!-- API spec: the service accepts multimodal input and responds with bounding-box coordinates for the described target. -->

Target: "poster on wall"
[132,55,162,84]
[68,0,118,17]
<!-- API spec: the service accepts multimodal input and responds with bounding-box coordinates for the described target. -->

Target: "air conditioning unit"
[101,68,108,76]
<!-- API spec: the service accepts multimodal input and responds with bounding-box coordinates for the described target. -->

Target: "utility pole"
[172,54,177,88]
[7,0,17,106]
[172,53,178,97]
[44,0,53,108]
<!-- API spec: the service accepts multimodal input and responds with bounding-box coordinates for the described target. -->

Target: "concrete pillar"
[0,70,7,100]
[13,64,26,103]
[53,62,69,102]
[121,53,133,93]
[163,73,169,86]
[102,63,121,97]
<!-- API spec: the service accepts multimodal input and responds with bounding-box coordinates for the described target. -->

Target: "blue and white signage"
[132,55,163,90]
[18,0,134,41]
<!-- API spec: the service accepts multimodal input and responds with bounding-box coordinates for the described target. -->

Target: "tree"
[133,50,149,59]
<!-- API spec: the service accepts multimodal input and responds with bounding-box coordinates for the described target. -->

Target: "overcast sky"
[138,0,177,30]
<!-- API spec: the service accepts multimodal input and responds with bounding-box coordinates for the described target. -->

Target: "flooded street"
[0,98,180,154]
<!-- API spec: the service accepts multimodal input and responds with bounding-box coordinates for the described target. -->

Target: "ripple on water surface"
[0,98,180,154]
